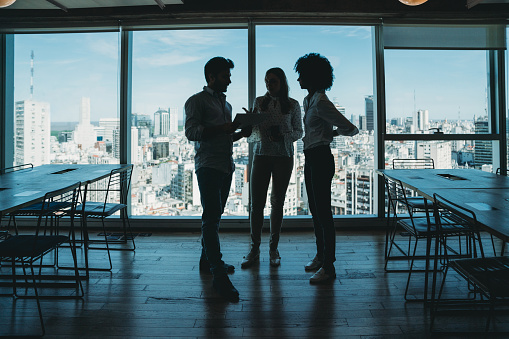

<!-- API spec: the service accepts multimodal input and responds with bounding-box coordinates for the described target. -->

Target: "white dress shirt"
[302,91,359,151]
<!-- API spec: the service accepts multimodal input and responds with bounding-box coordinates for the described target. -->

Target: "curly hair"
[260,67,292,115]
[204,57,234,82]
[294,53,334,91]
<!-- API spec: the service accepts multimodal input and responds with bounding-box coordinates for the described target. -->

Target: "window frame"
[1,21,507,229]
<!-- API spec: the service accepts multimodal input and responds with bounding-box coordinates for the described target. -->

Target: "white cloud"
[136,51,203,67]
[87,38,119,60]
[321,27,371,39]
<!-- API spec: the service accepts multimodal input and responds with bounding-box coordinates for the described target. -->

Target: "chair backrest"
[35,181,81,236]
[0,163,33,175]
[86,165,133,213]
[432,193,483,257]
[384,175,413,216]
[105,165,133,206]
[393,159,435,169]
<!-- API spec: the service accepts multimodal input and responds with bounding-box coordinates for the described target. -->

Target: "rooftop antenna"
[458,106,461,122]
[30,50,34,100]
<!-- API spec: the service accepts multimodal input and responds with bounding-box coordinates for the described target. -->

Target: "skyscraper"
[365,95,374,131]
[414,109,429,132]
[168,107,179,133]
[154,109,170,136]
[73,97,97,149]
[15,100,51,166]
[474,116,492,166]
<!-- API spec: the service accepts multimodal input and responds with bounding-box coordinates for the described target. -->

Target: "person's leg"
[249,155,272,248]
[196,167,239,301]
[200,168,235,273]
[268,156,293,251]
[196,167,226,275]
[304,157,324,261]
[308,148,336,273]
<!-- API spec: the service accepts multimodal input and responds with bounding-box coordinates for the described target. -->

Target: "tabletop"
[376,168,509,191]
[0,164,131,214]
[377,168,509,242]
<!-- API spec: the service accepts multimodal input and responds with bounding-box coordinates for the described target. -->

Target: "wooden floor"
[1,229,509,338]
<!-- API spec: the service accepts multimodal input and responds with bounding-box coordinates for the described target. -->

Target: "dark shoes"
[213,274,239,302]
[199,259,235,274]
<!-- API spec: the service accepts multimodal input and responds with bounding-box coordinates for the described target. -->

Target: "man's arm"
[185,96,238,141]
[232,126,252,142]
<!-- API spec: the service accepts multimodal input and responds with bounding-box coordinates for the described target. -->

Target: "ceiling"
[7,0,183,10]
[1,0,508,29]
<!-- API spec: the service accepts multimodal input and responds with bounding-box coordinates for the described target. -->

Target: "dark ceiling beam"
[46,0,68,12]
[467,0,485,8]
[154,0,165,11]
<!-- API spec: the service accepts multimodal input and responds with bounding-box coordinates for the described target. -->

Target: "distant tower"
[364,95,374,131]
[30,50,34,99]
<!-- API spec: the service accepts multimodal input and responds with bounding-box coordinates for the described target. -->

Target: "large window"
[3,23,507,222]
[131,29,248,216]
[14,33,120,166]
[383,25,505,172]
[255,25,375,216]
[385,50,488,135]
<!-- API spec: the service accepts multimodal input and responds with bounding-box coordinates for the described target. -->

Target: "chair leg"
[430,265,449,331]
[122,212,136,250]
[404,238,420,301]
[29,263,46,336]
[101,218,113,270]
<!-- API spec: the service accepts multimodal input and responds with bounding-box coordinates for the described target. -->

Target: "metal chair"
[76,165,134,272]
[385,177,473,301]
[384,175,436,272]
[0,163,34,239]
[0,181,83,336]
[430,193,508,332]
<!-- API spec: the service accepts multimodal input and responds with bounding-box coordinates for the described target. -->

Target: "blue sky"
[14,26,489,124]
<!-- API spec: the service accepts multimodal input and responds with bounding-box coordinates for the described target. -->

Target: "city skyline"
[13,26,491,124]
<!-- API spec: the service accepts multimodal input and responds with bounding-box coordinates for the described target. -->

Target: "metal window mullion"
[247,19,255,216]
[0,34,14,170]
[494,49,507,174]
[373,25,386,219]
[119,29,132,215]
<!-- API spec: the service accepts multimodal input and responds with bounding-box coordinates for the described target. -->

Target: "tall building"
[73,97,97,149]
[168,107,179,133]
[132,113,152,146]
[112,128,120,159]
[365,95,374,131]
[172,162,199,207]
[474,116,492,166]
[414,109,429,131]
[359,115,367,130]
[154,109,170,136]
[15,100,51,166]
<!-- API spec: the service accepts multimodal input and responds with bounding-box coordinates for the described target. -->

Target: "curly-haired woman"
[294,53,359,283]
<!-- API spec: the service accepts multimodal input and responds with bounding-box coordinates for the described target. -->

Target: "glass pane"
[385,50,489,135]
[14,33,120,166]
[132,29,248,216]
[385,140,493,171]
[256,25,374,216]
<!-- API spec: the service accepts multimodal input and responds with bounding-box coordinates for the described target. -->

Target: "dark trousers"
[196,167,233,276]
[249,154,294,251]
[304,145,336,271]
